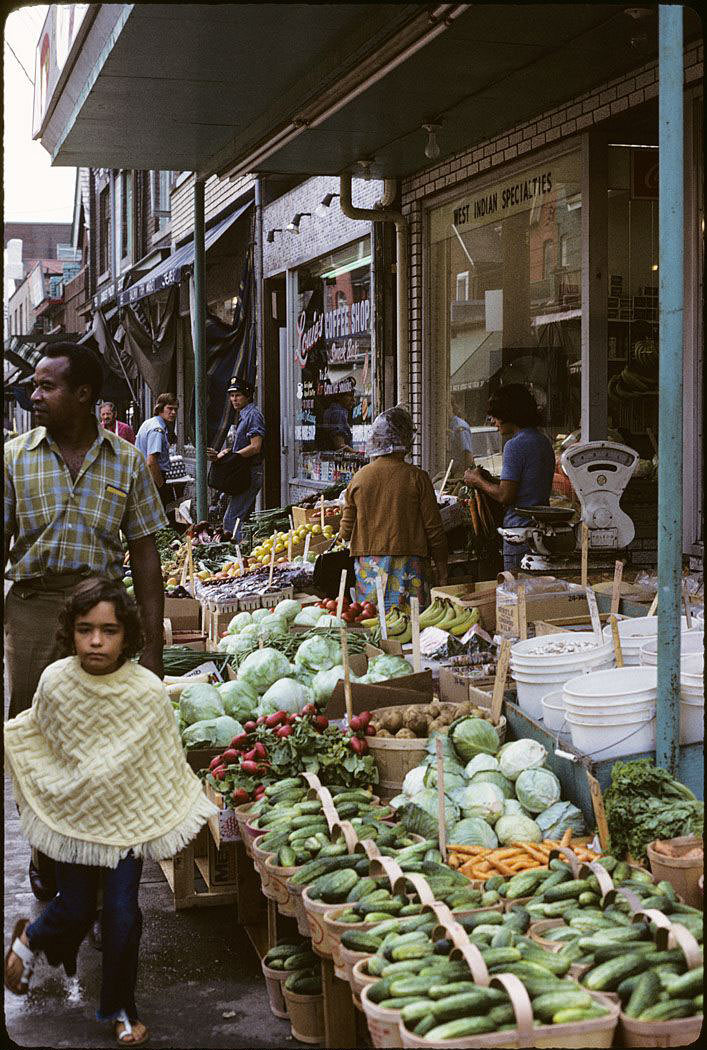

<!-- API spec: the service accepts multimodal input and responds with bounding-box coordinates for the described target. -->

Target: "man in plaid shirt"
[4,342,167,900]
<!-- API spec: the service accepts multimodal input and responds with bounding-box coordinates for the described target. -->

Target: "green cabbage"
[316,613,346,628]
[502,799,528,818]
[498,739,547,782]
[293,606,325,627]
[495,813,542,844]
[181,714,244,748]
[464,754,500,778]
[295,636,341,673]
[426,733,457,759]
[218,633,257,656]
[469,769,515,799]
[449,817,498,849]
[290,666,315,689]
[311,666,346,704]
[179,683,224,725]
[450,716,500,762]
[514,768,562,814]
[257,614,288,639]
[388,794,408,810]
[250,608,271,623]
[399,790,459,838]
[274,598,302,621]
[239,623,260,640]
[227,611,253,634]
[258,678,313,716]
[237,648,292,693]
[423,759,466,794]
[536,801,585,840]
[368,654,413,679]
[451,782,504,824]
[217,679,258,722]
[402,765,427,798]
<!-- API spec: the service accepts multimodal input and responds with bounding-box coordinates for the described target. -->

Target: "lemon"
[166,577,179,586]
[260,554,270,566]
[312,524,322,535]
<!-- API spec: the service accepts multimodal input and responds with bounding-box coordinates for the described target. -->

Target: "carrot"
[448,844,490,856]
[522,843,550,863]
[560,828,573,848]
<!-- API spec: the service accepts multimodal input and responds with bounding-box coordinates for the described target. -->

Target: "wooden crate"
[158,788,238,910]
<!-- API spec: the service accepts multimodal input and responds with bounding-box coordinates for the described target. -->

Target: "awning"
[3,338,44,376]
[116,200,252,307]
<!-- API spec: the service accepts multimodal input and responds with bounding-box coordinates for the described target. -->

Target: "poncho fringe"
[9,768,217,869]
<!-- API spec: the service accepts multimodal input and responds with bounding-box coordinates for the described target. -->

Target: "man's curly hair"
[56,577,144,662]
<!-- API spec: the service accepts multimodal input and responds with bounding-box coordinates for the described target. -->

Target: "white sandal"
[4,919,36,995]
[114,1009,149,1046]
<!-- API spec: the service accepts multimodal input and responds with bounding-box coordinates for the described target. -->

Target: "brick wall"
[262,176,383,277]
[170,173,256,247]
[400,42,703,464]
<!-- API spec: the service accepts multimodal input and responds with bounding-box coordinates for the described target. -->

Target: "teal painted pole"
[656,5,683,774]
[193,177,208,521]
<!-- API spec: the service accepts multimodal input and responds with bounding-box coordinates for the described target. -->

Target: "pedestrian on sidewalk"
[3,578,219,1046]
[4,342,168,902]
[135,393,179,513]
[207,376,265,542]
[100,401,136,444]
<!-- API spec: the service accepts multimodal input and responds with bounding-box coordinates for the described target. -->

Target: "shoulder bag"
[208,450,251,496]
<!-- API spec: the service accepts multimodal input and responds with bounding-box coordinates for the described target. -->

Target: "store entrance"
[263,275,286,507]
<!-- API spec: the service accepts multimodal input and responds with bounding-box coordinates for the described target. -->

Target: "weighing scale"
[499,440,639,572]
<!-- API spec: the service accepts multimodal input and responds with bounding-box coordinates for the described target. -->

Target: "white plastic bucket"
[563,666,657,700]
[562,697,655,719]
[680,653,704,678]
[513,658,614,719]
[639,630,704,666]
[511,633,614,669]
[566,708,656,759]
[602,616,690,665]
[540,690,565,732]
[680,699,704,744]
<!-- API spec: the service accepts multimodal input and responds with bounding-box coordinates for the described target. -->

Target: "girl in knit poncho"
[4,578,219,1046]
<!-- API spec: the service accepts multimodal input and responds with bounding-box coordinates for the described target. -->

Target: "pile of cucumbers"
[262,942,322,995]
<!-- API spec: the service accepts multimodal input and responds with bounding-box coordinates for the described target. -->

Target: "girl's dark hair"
[57,578,144,662]
[488,384,542,427]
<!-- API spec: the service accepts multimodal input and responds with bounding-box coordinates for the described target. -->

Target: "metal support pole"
[656,4,684,774]
[193,177,208,521]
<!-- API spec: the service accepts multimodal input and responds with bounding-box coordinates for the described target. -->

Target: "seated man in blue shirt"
[463,384,555,570]
[135,393,178,508]
[320,390,355,451]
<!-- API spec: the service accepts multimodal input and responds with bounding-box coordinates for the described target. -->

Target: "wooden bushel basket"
[360,982,405,1049]
[260,958,290,1019]
[618,1010,703,1047]
[263,854,298,915]
[282,985,325,1045]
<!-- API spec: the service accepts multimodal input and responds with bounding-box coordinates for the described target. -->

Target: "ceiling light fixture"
[315,193,340,218]
[286,212,311,234]
[266,228,282,243]
[423,123,441,160]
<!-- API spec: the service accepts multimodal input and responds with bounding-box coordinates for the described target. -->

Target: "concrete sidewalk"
[3,771,294,1049]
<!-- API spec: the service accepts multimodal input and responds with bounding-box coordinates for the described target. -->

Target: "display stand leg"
[322,956,358,1048]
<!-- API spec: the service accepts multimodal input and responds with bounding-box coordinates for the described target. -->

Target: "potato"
[376,729,392,737]
[395,728,416,738]
[382,709,403,733]
[427,701,441,719]
[437,708,456,726]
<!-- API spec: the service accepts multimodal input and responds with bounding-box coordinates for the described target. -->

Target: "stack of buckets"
[601,615,690,665]
[679,653,704,745]
[562,667,658,759]
[510,632,614,720]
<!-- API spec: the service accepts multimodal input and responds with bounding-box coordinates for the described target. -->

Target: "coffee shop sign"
[296,296,370,366]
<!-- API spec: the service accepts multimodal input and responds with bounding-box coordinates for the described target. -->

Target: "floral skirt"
[354,555,431,613]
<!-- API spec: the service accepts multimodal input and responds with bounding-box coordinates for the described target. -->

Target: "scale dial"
[561,441,638,549]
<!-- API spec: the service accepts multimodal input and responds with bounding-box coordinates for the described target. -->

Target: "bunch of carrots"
[447,828,599,880]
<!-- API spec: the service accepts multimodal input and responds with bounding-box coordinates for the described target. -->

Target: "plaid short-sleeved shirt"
[4,425,168,582]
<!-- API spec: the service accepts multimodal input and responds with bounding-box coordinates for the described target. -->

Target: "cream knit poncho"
[4,656,219,868]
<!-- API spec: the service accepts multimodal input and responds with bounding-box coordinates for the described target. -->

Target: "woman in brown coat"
[338,407,447,612]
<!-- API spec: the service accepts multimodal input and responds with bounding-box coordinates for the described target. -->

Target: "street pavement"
[3,626,294,1049]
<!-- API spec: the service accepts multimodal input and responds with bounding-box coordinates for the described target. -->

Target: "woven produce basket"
[322,906,383,978]
[528,918,567,949]
[351,956,380,998]
[252,838,275,887]
[301,886,341,958]
[339,944,372,985]
[286,879,315,938]
[260,958,290,1019]
[360,982,405,1049]
[646,836,704,908]
[618,1009,703,1047]
[282,985,324,1045]
[233,800,255,850]
[367,709,506,799]
[263,854,298,915]
[398,988,619,1049]
[241,816,266,857]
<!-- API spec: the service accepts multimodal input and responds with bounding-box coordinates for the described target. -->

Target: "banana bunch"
[418,598,480,637]
[384,607,412,644]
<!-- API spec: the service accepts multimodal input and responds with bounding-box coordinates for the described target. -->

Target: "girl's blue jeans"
[26,853,143,1023]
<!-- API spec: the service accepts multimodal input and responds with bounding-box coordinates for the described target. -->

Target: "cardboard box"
[438,667,497,705]
[328,648,433,718]
[164,596,201,631]
[496,574,589,638]
[533,613,626,636]
[430,581,498,631]
[292,504,342,528]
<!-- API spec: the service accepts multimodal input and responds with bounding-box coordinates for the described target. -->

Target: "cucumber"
[617,974,643,1003]
[638,1000,696,1021]
[318,841,347,857]
[263,943,305,964]
[378,997,418,1009]
[356,900,404,917]
[277,846,297,868]
[430,990,496,1020]
[366,956,387,977]
[315,868,360,903]
[578,892,601,907]
[582,952,652,991]
[544,900,581,917]
[520,947,571,976]
[428,981,478,999]
[543,879,592,902]
[489,1003,516,1025]
[391,943,434,962]
[399,1000,436,1025]
[625,970,662,1018]
[490,927,515,948]
[380,960,429,979]
[366,978,393,1004]
[412,1013,437,1037]
[346,877,378,903]
[485,874,505,891]
[479,946,522,967]
[289,974,322,994]
[388,976,440,998]
[588,943,656,964]
[507,869,548,899]
[532,989,593,1022]
[552,1005,609,1023]
[501,960,562,981]
[424,1017,496,1040]
[334,910,361,924]
[340,931,382,953]
[663,966,703,998]
[283,951,318,970]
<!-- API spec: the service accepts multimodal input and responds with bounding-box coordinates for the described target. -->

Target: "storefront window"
[292,238,373,486]
[429,152,582,477]
[606,146,659,459]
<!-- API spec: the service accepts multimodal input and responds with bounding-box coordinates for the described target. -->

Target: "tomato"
[276,724,293,738]
[326,599,338,612]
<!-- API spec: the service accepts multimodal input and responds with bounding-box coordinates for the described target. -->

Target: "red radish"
[313,715,329,731]
[349,715,362,732]
[220,748,239,764]
[349,737,368,755]
[276,724,293,738]
[231,734,250,749]
[244,720,257,732]
[254,784,266,796]
[253,742,268,759]
[211,765,227,780]
[243,748,257,762]
[209,755,224,770]
[240,760,259,774]
[256,715,267,726]
[325,599,337,611]
[301,704,316,717]
[287,713,298,724]
[265,711,286,728]
[365,724,377,737]
[231,787,250,805]
[358,711,372,727]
